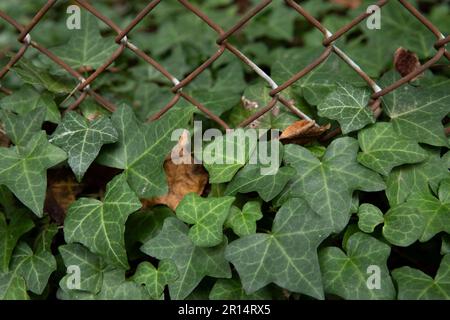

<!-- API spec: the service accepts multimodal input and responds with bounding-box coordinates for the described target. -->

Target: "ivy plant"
[0,0,449,301]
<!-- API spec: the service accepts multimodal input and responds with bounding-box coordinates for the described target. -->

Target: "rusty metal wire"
[0,0,449,138]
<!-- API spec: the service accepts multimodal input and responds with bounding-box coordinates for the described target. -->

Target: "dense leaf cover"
[0,0,449,300]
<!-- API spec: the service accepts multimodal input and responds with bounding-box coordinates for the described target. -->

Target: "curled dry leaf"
[279,120,331,145]
[142,131,208,211]
[331,0,362,9]
[394,48,422,79]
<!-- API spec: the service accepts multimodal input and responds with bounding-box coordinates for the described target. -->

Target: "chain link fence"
[0,0,449,137]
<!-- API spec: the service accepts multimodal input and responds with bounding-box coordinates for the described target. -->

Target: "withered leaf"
[142,131,208,210]
[142,159,208,211]
[394,48,422,79]
[279,120,330,145]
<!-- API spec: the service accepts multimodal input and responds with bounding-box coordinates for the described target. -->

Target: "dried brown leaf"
[142,131,208,210]
[142,159,208,211]
[279,120,330,145]
[394,47,422,79]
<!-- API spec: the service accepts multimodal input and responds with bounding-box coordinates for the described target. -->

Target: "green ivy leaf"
[225,142,295,202]
[244,3,296,41]
[283,137,385,232]
[0,272,28,300]
[357,123,428,176]
[141,217,231,300]
[176,193,234,247]
[10,242,56,295]
[318,83,374,134]
[386,149,448,206]
[59,269,149,300]
[357,204,384,233]
[226,83,299,130]
[64,174,142,269]
[0,131,67,217]
[342,36,390,78]
[52,11,117,69]
[384,185,450,245]
[380,72,450,147]
[367,1,436,59]
[50,111,118,181]
[224,140,292,201]
[319,232,395,300]
[125,207,172,247]
[273,48,364,106]
[439,178,450,204]
[96,269,149,300]
[209,278,271,300]
[203,129,256,183]
[34,223,58,254]
[444,151,450,168]
[131,260,179,299]
[406,191,450,242]
[226,202,263,237]
[382,203,425,247]
[225,198,332,300]
[185,62,245,117]
[79,99,111,120]
[108,272,152,300]
[134,83,174,121]
[225,164,295,202]
[59,243,104,294]
[0,85,60,124]
[393,254,450,300]
[0,211,34,272]
[97,104,193,198]
[0,108,46,146]
[12,58,70,94]
[1,0,449,302]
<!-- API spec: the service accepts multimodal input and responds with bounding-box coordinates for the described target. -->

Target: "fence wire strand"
[0,0,448,136]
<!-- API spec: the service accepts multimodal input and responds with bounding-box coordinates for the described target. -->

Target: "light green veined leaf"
[357,122,428,176]
[225,198,332,300]
[319,232,395,300]
[97,104,194,198]
[10,242,56,295]
[357,204,384,233]
[282,137,385,232]
[393,254,450,300]
[131,260,178,299]
[225,201,263,237]
[318,82,374,134]
[52,10,117,69]
[0,107,46,146]
[64,174,142,269]
[176,193,234,247]
[50,111,118,181]
[0,131,67,216]
[141,217,231,300]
